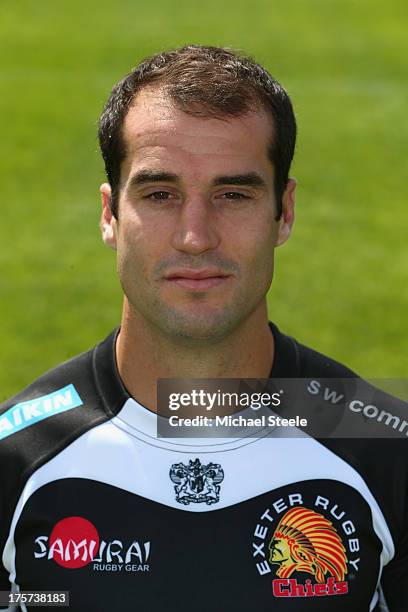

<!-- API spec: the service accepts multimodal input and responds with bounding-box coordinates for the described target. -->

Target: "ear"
[276,178,296,247]
[100,183,117,250]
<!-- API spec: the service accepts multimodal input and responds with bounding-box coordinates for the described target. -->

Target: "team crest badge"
[169,458,224,505]
[269,507,347,581]
[252,493,360,598]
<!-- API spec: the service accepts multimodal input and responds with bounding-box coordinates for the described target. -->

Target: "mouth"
[164,269,231,291]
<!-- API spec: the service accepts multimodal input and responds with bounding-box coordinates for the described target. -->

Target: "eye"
[221,192,249,200]
[145,191,174,201]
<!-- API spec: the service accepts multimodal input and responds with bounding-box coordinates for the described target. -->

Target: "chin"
[158,309,240,343]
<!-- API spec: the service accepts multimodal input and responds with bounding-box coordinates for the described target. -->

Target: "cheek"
[239,223,276,273]
[116,230,144,277]
[116,225,165,282]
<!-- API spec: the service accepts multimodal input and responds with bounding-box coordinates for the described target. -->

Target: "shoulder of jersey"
[0,337,116,456]
[295,335,408,428]
[0,336,124,562]
[287,332,408,551]
[293,333,408,439]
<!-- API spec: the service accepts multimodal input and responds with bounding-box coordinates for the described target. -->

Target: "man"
[0,45,406,611]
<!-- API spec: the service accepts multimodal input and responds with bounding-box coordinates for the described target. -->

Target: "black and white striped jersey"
[1,324,407,611]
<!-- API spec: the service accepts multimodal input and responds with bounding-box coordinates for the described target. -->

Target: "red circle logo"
[48,516,100,568]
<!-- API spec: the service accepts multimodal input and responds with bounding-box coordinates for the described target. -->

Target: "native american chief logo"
[268,507,348,583]
[169,458,224,505]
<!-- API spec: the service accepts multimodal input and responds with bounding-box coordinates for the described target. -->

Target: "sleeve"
[0,443,20,612]
[0,542,14,611]
[381,530,408,611]
[0,499,12,611]
[1,506,22,612]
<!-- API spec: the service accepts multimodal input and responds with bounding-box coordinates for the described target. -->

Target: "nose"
[171,196,220,255]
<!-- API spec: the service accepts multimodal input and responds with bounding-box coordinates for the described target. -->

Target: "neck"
[116,300,274,412]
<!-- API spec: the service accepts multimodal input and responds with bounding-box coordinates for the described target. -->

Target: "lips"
[164,269,231,291]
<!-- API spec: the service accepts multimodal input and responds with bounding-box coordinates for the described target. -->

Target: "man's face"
[269,537,291,563]
[101,88,295,343]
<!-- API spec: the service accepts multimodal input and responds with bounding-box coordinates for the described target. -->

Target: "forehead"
[120,88,275,179]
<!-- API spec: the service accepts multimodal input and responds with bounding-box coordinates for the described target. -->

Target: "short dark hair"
[98,45,297,218]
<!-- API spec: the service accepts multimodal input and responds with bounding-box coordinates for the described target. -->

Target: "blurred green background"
[1,0,407,399]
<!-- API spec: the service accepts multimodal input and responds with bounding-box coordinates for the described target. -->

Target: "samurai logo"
[169,458,224,505]
[269,507,348,583]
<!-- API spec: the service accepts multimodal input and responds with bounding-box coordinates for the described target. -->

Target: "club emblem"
[169,458,224,505]
[269,506,348,582]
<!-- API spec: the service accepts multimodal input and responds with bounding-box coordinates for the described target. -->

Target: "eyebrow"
[211,173,267,189]
[127,170,267,189]
[128,170,179,188]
